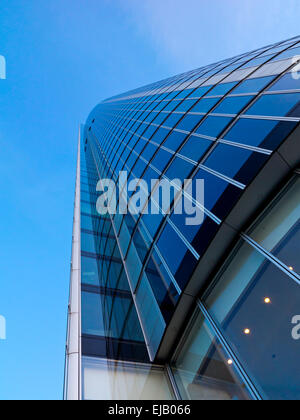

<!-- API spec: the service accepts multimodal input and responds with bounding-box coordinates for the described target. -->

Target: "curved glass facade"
[65,36,300,400]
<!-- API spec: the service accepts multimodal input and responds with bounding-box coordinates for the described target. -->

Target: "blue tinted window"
[141,142,158,161]
[132,139,145,155]
[203,143,269,185]
[164,112,182,128]
[165,157,195,180]
[224,118,298,150]
[246,93,300,117]
[82,291,105,336]
[131,228,149,263]
[195,168,243,220]
[214,96,254,114]
[163,131,187,151]
[175,89,194,99]
[152,112,168,126]
[205,240,300,400]
[191,97,220,113]
[268,73,300,92]
[180,136,212,162]
[191,85,212,98]
[196,116,232,137]
[135,273,166,356]
[81,256,100,286]
[132,159,147,178]
[143,124,157,140]
[145,251,180,324]
[151,148,172,172]
[153,127,171,144]
[176,114,203,132]
[176,98,198,112]
[157,222,195,275]
[141,211,164,238]
[233,76,274,94]
[208,82,238,96]
[164,100,180,112]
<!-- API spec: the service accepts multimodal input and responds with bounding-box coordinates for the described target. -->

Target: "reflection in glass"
[82,357,175,400]
[205,240,300,400]
[246,93,300,117]
[249,176,300,275]
[171,308,250,400]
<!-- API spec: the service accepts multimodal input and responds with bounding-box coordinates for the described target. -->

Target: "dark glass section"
[180,135,213,162]
[157,222,197,276]
[194,168,243,220]
[203,143,269,185]
[196,116,233,138]
[144,251,180,324]
[246,93,300,117]
[165,157,194,180]
[224,118,298,150]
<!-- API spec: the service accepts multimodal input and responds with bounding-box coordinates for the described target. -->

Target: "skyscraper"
[65,36,300,401]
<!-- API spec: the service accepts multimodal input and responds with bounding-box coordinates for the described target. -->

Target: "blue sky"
[0,0,299,400]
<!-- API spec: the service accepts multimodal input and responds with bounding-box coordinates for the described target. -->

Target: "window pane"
[224,118,297,150]
[82,291,105,336]
[81,231,97,254]
[268,72,300,92]
[180,136,213,162]
[165,157,195,180]
[249,177,300,274]
[171,308,250,400]
[176,114,203,132]
[205,241,300,400]
[163,131,187,152]
[82,357,175,400]
[214,96,254,115]
[191,97,220,114]
[176,98,198,112]
[153,127,171,144]
[246,93,300,117]
[194,168,243,220]
[157,222,197,282]
[82,255,100,286]
[196,116,232,138]
[191,85,212,98]
[151,148,172,172]
[144,250,180,324]
[203,143,268,185]
[208,82,238,96]
[233,76,274,94]
[164,113,182,128]
[136,272,166,356]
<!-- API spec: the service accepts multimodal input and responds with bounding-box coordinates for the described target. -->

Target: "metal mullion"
[197,300,262,401]
[241,233,300,286]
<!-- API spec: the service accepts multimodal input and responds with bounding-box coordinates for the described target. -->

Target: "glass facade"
[65,36,300,400]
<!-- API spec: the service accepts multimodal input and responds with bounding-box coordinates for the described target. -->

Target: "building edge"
[64,128,82,400]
